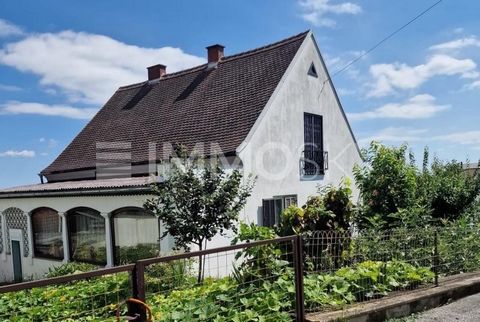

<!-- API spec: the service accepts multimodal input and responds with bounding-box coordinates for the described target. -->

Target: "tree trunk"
[197,241,203,283]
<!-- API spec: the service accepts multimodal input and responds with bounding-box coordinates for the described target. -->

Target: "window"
[111,208,160,265]
[303,113,325,176]
[308,63,318,78]
[262,195,298,227]
[67,208,106,265]
[31,208,63,260]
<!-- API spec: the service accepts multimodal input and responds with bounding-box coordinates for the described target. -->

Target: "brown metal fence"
[1,226,480,321]
[0,265,135,321]
[302,228,437,313]
[0,235,305,322]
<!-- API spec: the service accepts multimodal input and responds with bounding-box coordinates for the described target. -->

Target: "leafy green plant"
[278,179,354,236]
[231,223,288,284]
[114,244,159,265]
[45,262,99,278]
[145,258,196,293]
[418,154,480,221]
[353,142,418,230]
[149,276,292,322]
[278,205,305,235]
[318,177,354,231]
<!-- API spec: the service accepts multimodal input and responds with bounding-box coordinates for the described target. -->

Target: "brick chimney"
[206,44,225,66]
[147,64,166,80]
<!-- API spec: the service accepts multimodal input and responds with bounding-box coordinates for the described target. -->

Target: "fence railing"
[0,235,304,321]
[0,264,135,321]
[1,226,480,321]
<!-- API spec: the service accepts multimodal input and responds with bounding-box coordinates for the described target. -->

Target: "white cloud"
[0,83,21,91]
[39,137,58,148]
[299,0,361,27]
[0,150,35,158]
[348,94,449,121]
[0,30,205,105]
[435,131,480,145]
[465,80,480,90]
[430,36,480,52]
[368,55,477,97]
[359,127,428,145]
[0,101,98,119]
[0,19,23,38]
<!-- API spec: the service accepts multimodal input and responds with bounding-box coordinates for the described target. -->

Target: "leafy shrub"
[354,143,480,230]
[145,258,196,292]
[418,157,480,221]
[278,179,354,236]
[353,142,418,230]
[318,178,354,231]
[438,220,480,275]
[278,205,305,235]
[115,244,159,265]
[45,262,99,278]
[231,223,288,284]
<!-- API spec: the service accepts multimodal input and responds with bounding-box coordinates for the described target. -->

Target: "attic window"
[123,84,153,110]
[308,63,318,78]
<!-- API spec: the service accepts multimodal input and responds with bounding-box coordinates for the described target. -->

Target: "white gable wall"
[237,32,362,225]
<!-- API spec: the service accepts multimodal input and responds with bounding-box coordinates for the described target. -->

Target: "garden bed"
[306,272,480,322]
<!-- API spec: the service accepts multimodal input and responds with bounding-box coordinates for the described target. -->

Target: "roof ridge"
[222,30,310,62]
[117,30,310,92]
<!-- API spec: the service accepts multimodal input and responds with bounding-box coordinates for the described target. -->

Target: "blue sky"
[0,0,479,188]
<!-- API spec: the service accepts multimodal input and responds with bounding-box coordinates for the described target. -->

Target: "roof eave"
[0,186,153,199]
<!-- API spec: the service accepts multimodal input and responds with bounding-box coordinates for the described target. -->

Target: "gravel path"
[414,293,480,321]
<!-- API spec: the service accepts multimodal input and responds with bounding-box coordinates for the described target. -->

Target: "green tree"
[418,152,480,221]
[145,155,254,282]
[353,142,418,230]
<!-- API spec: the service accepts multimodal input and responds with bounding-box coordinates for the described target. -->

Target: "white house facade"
[0,31,362,283]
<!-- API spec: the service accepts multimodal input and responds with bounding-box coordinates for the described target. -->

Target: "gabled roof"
[42,31,309,176]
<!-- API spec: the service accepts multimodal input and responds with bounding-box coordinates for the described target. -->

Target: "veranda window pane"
[68,208,106,265]
[113,209,159,265]
[32,208,63,259]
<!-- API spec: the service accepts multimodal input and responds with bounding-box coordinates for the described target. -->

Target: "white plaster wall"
[238,32,363,226]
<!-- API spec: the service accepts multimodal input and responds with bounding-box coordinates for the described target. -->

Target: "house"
[463,162,479,176]
[0,31,362,283]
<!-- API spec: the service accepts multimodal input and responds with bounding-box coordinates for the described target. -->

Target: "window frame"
[303,112,325,176]
[31,207,64,261]
[67,207,107,266]
[262,195,298,227]
[110,207,160,265]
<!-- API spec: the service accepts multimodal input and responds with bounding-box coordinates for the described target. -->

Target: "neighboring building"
[463,162,479,176]
[0,31,362,282]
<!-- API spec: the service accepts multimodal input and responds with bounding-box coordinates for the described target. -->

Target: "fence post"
[129,263,147,321]
[433,228,439,287]
[293,235,305,322]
